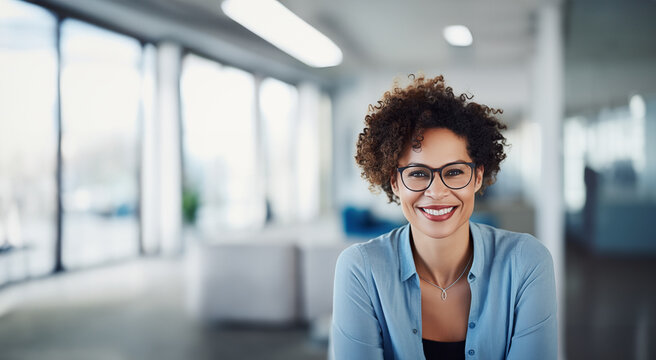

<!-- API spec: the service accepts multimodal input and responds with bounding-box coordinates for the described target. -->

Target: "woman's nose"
[424,175,450,198]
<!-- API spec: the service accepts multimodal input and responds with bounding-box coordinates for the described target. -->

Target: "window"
[2,1,330,279]
[260,77,299,223]
[260,79,324,223]
[181,54,264,234]
[0,0,58,282]
[60,19,141,268]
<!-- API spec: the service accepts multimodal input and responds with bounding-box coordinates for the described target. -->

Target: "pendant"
[441,289,447,301]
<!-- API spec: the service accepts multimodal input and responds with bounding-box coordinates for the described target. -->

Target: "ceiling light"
[443,25,473,47]
[221,0,343,68]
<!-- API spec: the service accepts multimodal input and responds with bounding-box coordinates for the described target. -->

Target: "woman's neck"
[411,223,472,287]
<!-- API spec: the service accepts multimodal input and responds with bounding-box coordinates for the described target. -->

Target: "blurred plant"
[182,187,199,224]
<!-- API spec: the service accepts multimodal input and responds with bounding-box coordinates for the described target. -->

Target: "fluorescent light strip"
[443,25,473,47]
[221,0,343,68]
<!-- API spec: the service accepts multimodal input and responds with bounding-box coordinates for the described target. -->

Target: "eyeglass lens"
[401,164,472,191]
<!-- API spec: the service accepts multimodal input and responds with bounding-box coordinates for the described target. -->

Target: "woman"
[332,75,557,360]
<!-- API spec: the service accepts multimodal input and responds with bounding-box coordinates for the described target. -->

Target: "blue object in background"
[115,203,136,217]
[342,206,405,239]
[592,201,656,255]
[470,212,499,228]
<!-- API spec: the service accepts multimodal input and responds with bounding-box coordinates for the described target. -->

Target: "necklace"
[418,254,473,301]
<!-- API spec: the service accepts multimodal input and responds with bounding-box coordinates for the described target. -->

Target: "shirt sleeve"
[507,238,558,360]
[331,244,385,360]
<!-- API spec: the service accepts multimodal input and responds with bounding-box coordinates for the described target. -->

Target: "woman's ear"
[391,172,400,197]
[474,165,484,192]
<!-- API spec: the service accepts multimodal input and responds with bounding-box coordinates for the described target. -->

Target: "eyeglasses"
[397,162,476,191]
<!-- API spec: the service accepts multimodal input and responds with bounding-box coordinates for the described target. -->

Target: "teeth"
[423,207,454,216]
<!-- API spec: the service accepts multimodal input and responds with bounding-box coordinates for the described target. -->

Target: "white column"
[253,75,268,223]
[318,92,333,215]
[156,42,182,255]
[296,82,321,221]
[642,99,656,198]
[532,3,565,359]
[141,44,160,254]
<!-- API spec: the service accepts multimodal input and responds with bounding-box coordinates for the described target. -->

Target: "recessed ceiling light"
[443,25,473,47]
[221,0,343,68]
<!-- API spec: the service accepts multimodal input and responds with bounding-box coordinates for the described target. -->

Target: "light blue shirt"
[331,222,557,360]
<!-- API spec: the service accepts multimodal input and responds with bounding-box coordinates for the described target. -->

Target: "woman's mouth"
[419,206,457,221]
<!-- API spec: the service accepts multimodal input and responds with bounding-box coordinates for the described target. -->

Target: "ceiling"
[35,0,544,79]
[31,0,656,110]
[280,0,542,69]
[565,0,656,63]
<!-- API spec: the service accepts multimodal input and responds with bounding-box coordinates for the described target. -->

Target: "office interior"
[0,0,655,359]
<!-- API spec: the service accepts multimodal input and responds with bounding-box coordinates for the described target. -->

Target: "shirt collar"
[398,223,416,282]
[398,221,485,282]
[469,221,484,280]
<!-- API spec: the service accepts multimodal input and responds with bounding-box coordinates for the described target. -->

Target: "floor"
[0,258,327,360]
[0,243,654,360]
[564,242,656,360]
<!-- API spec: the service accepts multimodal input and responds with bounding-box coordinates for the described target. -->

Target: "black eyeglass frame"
[396,161,477,192]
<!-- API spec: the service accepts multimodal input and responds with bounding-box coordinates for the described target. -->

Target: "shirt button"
[468,349,476,356]
[468,274,476,282]
[412,328,418,334]
[468,322,476,329]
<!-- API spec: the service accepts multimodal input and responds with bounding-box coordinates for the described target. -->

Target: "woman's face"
[391,128,483,241]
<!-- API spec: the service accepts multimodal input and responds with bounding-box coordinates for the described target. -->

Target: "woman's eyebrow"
[406,162,429,167]
[407,160,469,168]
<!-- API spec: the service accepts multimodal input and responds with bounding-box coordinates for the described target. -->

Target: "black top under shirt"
[422,338,466,360]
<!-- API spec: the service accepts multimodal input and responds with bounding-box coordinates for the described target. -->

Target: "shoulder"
[335,243,367,275]
[472,222,553,271]
[335,225,406,277]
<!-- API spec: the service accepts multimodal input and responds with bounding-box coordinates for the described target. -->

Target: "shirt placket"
[465,271,478,358]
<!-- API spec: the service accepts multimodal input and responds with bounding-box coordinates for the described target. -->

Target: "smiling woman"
[332,75,557,360]
[392,128,481,244]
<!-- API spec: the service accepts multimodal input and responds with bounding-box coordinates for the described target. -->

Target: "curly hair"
[354,74,508,204]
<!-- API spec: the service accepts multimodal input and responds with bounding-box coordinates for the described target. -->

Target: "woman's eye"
[408,170,429,178]
[445,169,464,177]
